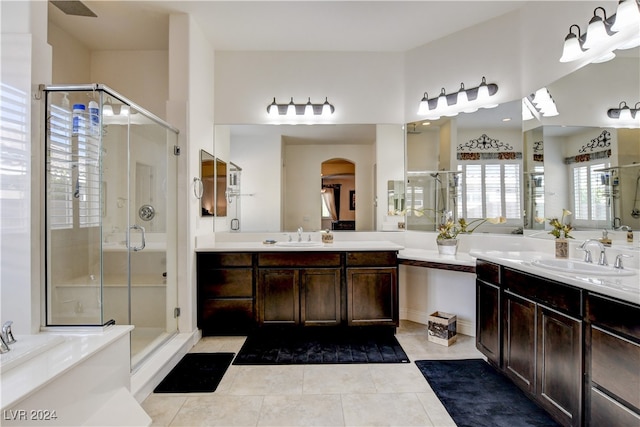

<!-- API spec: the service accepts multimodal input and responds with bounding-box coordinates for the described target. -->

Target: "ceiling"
[48,1,527,52]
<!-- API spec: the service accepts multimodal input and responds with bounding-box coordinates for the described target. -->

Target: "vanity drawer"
[587,293,640,340]
[346,251,397,267]
[198,252,253,267]
[504,268,582,317]
[199,269,254,298]
[258,252,341,267]
[591,326,640,410]
[476,260,500,285]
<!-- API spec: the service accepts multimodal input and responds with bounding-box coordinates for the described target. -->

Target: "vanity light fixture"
[522,88,559,120]
[607,101,640,124]
[560,0,640,64]
[417,77,498,119]
[267,97,335,117]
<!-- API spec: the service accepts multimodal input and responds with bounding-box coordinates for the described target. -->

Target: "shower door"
[104,103,178,367]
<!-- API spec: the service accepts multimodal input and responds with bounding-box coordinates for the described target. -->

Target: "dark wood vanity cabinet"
[198,249,398,331]
[476,262,583,427]
[197,252,255,334]
[586,294,640,427]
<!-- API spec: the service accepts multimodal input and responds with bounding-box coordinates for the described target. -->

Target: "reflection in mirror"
[215,158,227,217]
[405,100,524,234]
[226,124,386,232]
[321,159,355,231]
[523,125,544,230]
[228,162,242,231]
[387,180,405,215]
[200,150,214,216]
[542,126,640,231]
[532,51,640,231]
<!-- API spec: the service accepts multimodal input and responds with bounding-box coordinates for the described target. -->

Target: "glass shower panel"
[46,90,104,325]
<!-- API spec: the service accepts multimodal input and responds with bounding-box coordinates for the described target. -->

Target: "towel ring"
[193,177,203,199]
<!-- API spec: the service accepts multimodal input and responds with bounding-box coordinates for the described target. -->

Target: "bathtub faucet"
[0,321,14,353]
[2,320,16,344]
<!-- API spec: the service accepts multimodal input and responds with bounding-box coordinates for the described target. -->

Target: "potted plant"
[436,212,506,255]
[536,209,573,258]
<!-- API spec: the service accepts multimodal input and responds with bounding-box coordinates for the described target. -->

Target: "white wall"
[214,51,405,124]
[48,22,91,84]
[91,51,168,120]
[0,0,51,334]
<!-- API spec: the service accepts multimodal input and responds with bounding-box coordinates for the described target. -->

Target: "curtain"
[322,187,338,221]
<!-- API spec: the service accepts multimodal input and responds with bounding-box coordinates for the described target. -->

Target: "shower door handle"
[128,224,146,252]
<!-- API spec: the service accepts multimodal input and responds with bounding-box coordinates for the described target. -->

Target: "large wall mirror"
[221,124,403,232]
[405,100,524,234]
[526,50,640,232]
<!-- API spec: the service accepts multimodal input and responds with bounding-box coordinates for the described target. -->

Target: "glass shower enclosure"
[43,84,179,368]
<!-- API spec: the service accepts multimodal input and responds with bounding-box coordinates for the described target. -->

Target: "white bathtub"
[0,334,65,373]
[1,326,150,426]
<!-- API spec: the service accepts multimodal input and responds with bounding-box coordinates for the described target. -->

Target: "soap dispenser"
[599,229,612,246]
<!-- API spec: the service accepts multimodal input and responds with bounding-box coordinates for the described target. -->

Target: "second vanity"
[471,250,640,427]
[196,241,403,335]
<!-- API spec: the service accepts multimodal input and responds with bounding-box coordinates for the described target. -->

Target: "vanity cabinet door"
[537,306,583,427]
[346,267,397,326]
[476,279,501,367]
[258,269,299,325]
[300,268,341,326]
[587,293,640,426]
[503,291,536,394]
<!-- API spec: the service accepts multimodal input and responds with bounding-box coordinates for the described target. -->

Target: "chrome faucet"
[0,334,9,353]
[2,321,16,344]
[0,320,15,354]
[297,226,303,242]
[578,239,608,265]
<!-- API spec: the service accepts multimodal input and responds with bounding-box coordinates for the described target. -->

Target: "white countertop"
[398,248,476,267]
[196,240,404,252]
[470,250,640,305]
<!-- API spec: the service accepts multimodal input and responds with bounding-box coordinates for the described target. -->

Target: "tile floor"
[142,320,484,426]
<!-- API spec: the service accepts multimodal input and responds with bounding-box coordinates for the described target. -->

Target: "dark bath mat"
[154,353,235,393]
[415,359,560,427]
[233,327,409,365]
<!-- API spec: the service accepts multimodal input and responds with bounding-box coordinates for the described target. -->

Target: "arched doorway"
[321,158,355,230]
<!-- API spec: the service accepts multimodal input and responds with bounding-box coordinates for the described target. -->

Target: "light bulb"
[286,98,296,116]
[583,9,610,50]
[560,31,584,62]
[611,0,640,32]
[304,98,314,116]
[268,98,279,117]
[417,93,430,115]
[322,98,333,116]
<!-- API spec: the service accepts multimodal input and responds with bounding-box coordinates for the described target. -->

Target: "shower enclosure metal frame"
[42,84,179,368]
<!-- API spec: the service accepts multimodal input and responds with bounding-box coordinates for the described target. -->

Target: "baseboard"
[131,329,200,402]
[401,308,475,337]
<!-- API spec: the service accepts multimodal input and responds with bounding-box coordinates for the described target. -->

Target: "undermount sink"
[530,258,637,277]
[275,241,324,248]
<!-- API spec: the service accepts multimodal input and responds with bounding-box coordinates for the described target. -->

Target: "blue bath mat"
[415,359,560,427]
[154,353,234,393]
[233,327,409,365]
